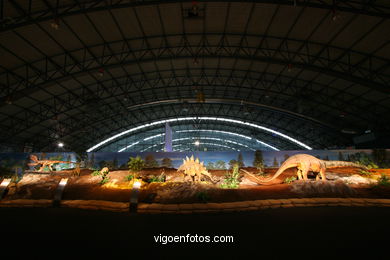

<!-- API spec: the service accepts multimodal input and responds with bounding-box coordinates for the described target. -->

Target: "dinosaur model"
[177,155,215,182]
[257,154,365,183]
[28,155,72,172]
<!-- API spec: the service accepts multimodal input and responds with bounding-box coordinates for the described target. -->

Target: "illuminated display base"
[0,149,389,208]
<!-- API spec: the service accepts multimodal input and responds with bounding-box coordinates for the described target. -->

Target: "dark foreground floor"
[1,206,389,259]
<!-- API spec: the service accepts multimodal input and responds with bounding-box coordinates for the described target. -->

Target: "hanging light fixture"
[331,8,339,21]
[287,63,293,72]
[5,96,12,105]
[50,18,60,30]
[188,1,199,17]
[97,68,105,77]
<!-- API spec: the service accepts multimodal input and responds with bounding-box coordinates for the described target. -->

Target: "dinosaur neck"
[323,160,365,168]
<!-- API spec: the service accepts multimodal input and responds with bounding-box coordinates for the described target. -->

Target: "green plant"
[196,191,211,203]
[283,176,297,184]
[128,156,145,172]
[147,174,165,183]
[91,170,100,176]
[359,169,372,177]
[220,164,240,189]
[91,168,110,185]
[253,150,264,172]
[124,174,134,181]
[363,162,379,170]
[353,154,379,169]
[100,177,110,185]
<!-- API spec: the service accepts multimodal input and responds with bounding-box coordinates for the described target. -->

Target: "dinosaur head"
[30,155,39,163]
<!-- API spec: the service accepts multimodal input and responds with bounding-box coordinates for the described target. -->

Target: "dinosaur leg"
[301,168,309,181]
[319,168,326,181]
[296,169,303,180]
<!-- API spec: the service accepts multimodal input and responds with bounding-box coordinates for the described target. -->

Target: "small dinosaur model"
[100,167,109,175]
[28,155,72,172]
[177,155,215,182]
[258,154,365,183]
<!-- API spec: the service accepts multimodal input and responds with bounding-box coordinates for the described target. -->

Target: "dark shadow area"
[1,206,389,259]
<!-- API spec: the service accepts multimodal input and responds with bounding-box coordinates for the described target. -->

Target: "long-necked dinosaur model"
[177,155,215,182]
[258,154,365,183]
[28,155,72,172]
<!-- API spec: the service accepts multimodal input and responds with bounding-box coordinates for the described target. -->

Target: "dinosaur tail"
[258,163,298,183]
[204,173,218,184]
[323,160,367,169]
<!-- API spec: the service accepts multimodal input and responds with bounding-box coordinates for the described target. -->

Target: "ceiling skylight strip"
[88,117,310,152]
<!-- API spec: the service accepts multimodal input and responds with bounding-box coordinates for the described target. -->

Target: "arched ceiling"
[0,0,389,152]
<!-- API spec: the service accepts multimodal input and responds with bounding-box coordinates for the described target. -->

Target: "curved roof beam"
[142,142,239,152]
[86,117,312,152]
[171,143,238,152]
[1,34,387,105]
[116,130,279,152]
[126,99,338,130]
[3,33,384,74]
[7,94,340,139]
[41,108,337,151]
[1,0,388,33]
[3,69,378,136]
[12,97,346,150]
[176,137,256,151]
[137,137,256,153]
[6,100,335,151]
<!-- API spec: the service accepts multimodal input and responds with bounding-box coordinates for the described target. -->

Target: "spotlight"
[133,181,141,189]
[59,178,68,186]
[0,178,12,200]
[58,142,64,148]
[53,178,68,207]
[129,181,142,213]
[0,178,11,187]
[194,140,200,146]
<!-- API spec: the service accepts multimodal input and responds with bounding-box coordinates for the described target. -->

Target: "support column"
[165,122,172,152]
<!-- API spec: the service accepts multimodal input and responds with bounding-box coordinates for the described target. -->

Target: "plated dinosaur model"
[28,155,72,172]
[177,155,215,182]
[258,154,365,183]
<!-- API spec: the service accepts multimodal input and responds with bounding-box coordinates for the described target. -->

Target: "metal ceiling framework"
[0,0,389,152]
